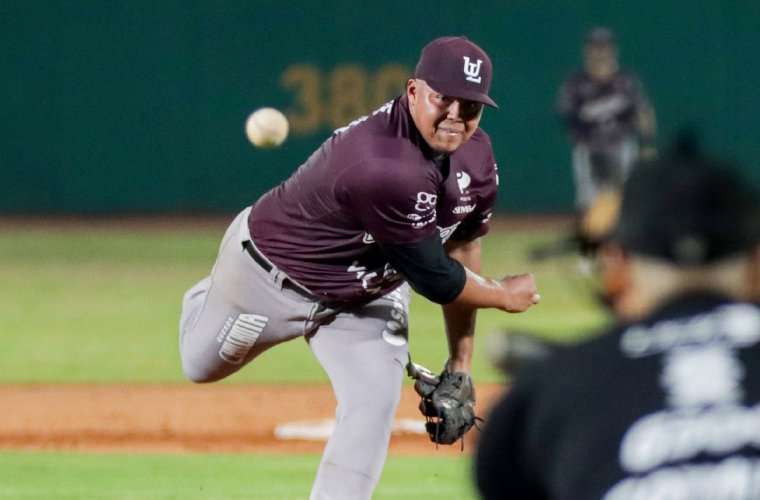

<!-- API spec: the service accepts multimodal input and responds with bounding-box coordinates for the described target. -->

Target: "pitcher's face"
[407,79,483,154]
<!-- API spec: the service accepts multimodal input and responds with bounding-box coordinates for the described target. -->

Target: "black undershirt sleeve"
[378,232,466,304]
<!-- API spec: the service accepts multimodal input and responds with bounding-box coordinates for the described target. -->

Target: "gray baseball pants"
[572,138,639,210]
[179,207,411,500]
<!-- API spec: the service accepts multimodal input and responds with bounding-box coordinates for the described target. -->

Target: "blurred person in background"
[475,151,760,499]
[556,27,657,212]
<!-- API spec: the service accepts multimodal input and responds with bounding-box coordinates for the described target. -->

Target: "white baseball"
[245,107,289,148]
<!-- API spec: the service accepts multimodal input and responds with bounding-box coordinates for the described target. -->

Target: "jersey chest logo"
[456,171,471,194]
[415,191,438,212]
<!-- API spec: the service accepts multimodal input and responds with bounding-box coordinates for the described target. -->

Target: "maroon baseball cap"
[414,36,498,108]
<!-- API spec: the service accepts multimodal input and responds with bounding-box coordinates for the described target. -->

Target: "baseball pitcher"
[179,36,539,500]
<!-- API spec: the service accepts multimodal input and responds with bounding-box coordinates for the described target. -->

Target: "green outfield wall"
[2,1,758,214]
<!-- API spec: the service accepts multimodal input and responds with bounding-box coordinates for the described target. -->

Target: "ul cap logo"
[463,56,483,84]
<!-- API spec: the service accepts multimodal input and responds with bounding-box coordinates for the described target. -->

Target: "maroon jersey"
[556,70,651,149]
[249,96,498,304]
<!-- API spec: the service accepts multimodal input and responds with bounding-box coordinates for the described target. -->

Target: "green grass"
[0,451,477,499]
[0,222,608,499]
[0,223,609,383]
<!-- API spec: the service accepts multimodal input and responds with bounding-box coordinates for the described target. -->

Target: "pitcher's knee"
[181,354,226,383]
[182,364,213,384]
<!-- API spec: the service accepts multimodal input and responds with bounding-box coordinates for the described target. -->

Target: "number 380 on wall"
[280,64,411,136]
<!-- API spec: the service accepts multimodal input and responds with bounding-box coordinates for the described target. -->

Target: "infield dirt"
[0,384,507,455]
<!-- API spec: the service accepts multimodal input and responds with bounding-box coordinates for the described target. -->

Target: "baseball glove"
[406,356,479,446]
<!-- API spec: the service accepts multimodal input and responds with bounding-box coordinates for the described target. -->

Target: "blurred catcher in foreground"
[476,152,760,499]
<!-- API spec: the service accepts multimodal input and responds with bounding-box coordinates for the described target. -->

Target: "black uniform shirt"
[476,293,760,500]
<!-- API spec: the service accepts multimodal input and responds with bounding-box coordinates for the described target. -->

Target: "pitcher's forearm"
[452,269,508,309]
[443,302,476,373]
[451,268,540,313]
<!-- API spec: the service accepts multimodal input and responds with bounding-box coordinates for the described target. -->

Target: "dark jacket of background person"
[556,27,656,152]
[475,154,760,500]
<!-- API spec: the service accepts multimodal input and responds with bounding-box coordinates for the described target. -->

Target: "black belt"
[242,240,318,301]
